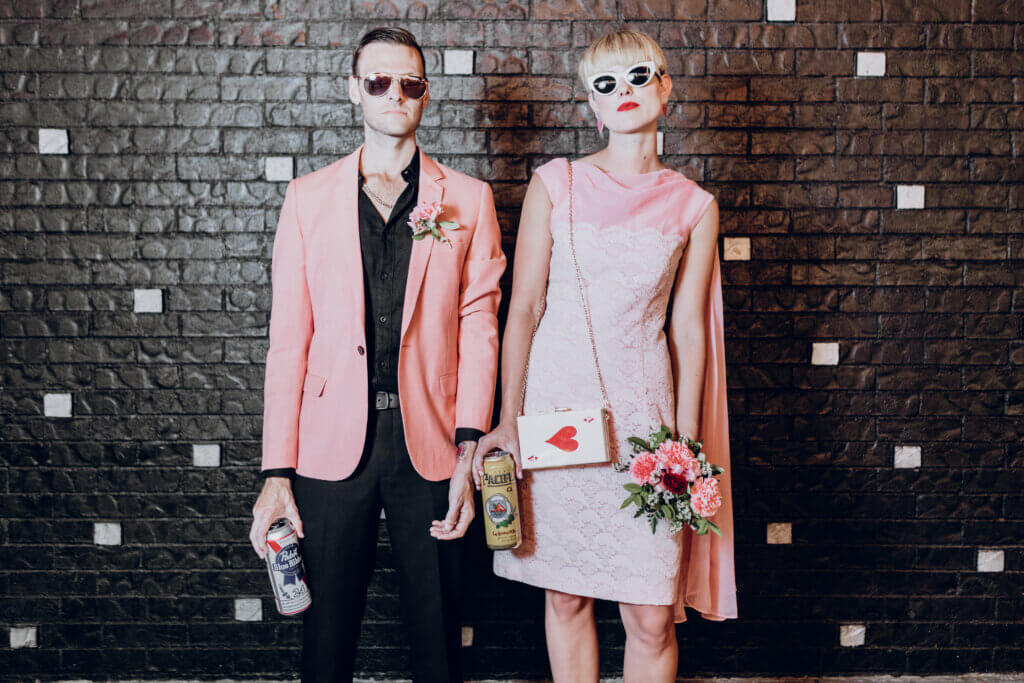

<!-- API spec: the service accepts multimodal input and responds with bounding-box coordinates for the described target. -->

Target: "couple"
[248,25,736,683]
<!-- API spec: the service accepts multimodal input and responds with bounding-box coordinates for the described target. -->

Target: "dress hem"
[492,564,675,607]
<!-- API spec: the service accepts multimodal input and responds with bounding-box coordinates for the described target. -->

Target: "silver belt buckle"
[375,391,397,410]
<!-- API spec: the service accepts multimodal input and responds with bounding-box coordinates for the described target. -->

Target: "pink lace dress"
[492,158,737,623]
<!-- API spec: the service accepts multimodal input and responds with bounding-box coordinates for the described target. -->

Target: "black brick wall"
[2,0,1023,679]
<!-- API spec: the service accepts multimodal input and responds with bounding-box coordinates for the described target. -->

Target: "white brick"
[235,597,263,622]
[856,52,886,77]
[977,549,1004,573]
[265,156,293,182]
[723,237,751,261]
[43,392,72,418]
[811,342,840,366]
[766,0,796,21]
[894,445,921,469]
[38,128,68,154]
[896,184,925,209]
[461,626,473,647]
[192,444,221,467]
[133,288,163,313]
[94,522,122,546]
[656,130,664,155]
[9,626,37,649]
[444,49,474,75]
[766,522,792,544]
[840,623,866,647]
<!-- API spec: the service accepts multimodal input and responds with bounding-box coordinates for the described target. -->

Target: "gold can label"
[481,451,521,550]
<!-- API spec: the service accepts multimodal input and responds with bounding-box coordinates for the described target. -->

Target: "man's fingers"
[455,500,473,535]
[286,509,304,538]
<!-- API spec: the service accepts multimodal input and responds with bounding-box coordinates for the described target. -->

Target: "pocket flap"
[303,371,326,397]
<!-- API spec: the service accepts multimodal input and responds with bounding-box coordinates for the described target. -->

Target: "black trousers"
[292,406,464,683]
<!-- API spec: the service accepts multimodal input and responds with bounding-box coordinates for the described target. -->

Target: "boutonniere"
[408,200,463,248]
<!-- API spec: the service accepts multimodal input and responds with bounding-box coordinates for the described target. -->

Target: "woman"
[473,30,737,681]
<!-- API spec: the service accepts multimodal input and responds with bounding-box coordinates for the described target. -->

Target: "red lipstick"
[617,101,639,111]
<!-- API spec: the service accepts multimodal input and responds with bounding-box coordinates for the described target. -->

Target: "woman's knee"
[620,604,675,652]
[545,590,593,623]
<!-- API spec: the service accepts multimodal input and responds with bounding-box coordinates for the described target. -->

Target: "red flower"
[661,471,688,495]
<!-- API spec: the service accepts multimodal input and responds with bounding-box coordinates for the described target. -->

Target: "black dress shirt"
[263,148,483,480]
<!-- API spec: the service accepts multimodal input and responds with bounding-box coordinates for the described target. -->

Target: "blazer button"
[356,345,365,355]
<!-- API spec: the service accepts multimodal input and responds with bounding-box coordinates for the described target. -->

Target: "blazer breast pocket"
[303,371,326,397]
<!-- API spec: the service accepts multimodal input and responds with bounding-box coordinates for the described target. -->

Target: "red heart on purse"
[545,425,579,452]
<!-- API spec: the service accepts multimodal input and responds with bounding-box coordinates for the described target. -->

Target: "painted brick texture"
[1,0,1023,679]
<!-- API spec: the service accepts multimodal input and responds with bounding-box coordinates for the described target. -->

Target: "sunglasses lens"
[363,74,391,96]
[627,65,653,86]
[400,78,427,99]
[591,75,617,95]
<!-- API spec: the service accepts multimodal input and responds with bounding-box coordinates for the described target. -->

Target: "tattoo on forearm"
[456,441,473,463]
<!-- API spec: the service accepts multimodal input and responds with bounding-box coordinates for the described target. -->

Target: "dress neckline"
[572,159,677,180]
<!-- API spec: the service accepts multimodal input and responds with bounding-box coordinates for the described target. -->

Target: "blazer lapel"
[333,145,365,333]
[401,149,445,339]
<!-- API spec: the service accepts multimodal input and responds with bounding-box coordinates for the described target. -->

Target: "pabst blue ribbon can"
[481,451,522,550]
[265,519,311,615]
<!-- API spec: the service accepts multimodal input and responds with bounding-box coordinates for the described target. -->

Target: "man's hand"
[250,477,304,559]
[430,441,476,541]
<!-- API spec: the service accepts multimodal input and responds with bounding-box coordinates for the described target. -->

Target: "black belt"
[373,390,399,410]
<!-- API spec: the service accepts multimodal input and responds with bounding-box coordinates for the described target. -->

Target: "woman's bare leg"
[545,589,599,682]
[619,602,677,683]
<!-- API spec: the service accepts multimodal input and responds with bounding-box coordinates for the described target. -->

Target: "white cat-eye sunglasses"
[587,60,664,96]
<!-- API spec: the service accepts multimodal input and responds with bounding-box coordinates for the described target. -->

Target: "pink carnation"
[689,477,722,518]
[656,440,700,482]
[411,200,443,223]
[628,452,660,486]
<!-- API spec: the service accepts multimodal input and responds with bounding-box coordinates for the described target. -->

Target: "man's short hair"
[352,27,426,77]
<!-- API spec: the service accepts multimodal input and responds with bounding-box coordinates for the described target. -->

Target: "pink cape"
[673,247,738,623]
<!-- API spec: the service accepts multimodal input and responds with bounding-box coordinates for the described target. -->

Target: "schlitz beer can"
[265,519,312,615]
[481,451,522,550]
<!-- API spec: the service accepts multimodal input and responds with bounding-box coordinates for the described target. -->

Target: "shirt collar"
[358,146,420,183]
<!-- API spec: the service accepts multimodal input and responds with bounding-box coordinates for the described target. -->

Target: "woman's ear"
[659,73,673,106]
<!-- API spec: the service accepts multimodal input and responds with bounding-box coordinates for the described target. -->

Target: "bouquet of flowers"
[613,424,725,536]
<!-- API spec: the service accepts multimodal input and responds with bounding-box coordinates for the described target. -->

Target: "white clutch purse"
[517,160,613,471]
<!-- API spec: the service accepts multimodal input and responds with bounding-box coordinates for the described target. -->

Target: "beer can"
[265,519,312,615]
[481,450,522,550]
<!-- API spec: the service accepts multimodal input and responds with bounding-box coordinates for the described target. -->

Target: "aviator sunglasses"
[588,60,663,96]
[358,71,429,99]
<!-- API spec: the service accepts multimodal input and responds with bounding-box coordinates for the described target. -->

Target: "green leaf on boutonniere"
[438,220,461,230]
[623,483,642,493]
[412,231,428,240]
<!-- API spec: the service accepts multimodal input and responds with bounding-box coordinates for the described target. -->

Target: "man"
[248,27,506,683]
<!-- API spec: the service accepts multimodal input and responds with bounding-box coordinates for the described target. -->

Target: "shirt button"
[381,272,389,280]
[356,346,365,355]
[379,315,387,324]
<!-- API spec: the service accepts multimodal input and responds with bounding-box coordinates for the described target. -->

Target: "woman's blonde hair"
[577,29,668,87]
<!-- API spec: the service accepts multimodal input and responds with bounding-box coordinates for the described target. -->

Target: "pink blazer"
[261,145,506,481]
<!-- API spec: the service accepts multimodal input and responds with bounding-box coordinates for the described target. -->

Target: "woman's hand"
[472,421,522,489]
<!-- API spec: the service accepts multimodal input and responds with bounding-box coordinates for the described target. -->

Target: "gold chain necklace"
[361,176,405,211]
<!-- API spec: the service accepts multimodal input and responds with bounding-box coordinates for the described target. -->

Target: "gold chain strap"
[519,159,612,419]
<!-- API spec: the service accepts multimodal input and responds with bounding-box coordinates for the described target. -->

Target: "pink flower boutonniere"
[408,199,463,248]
